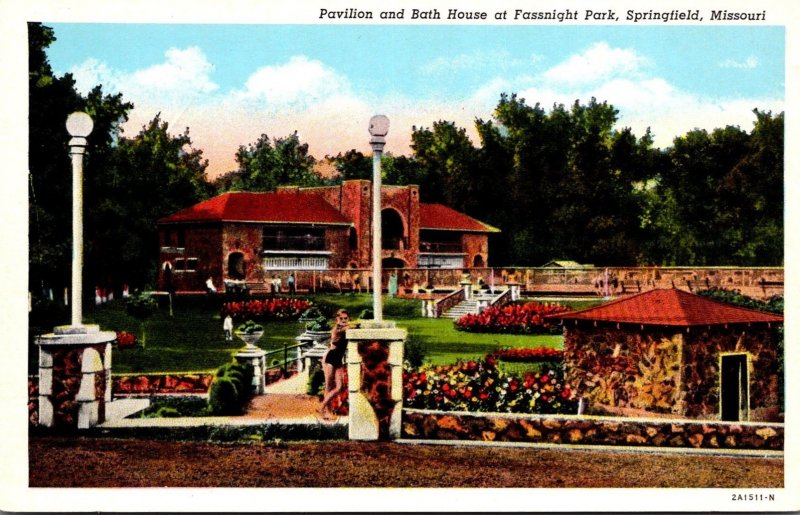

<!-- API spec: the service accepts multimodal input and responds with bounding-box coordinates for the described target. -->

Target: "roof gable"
[419,203,500,233]
[548,288,783,327]
[159,191,351,225]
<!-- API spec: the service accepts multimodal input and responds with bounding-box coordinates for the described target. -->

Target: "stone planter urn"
[304,330,331,342]
[236,330,264,351]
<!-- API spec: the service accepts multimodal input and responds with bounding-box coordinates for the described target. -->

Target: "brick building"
[156,180,499,292]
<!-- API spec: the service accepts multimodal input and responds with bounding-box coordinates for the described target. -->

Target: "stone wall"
[563,324,782,422]
[402,409,784,451]
[682,327,781,420]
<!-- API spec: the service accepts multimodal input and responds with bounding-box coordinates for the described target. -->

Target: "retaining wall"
[402,409,783,451]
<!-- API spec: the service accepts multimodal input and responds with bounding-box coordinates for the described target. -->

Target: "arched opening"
[228,252,246,280]
[472,255,485,268]
[381,209,406,250]
[162,261,173,292]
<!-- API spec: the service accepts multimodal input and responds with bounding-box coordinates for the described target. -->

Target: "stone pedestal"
[346,321,406,440]
[419,295,437,318]
[507,282,522,302]
[234,348,267,395]
[460,280,473,301]
[36,324,116,429]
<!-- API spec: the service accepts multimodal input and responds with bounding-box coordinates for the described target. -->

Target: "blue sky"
[47,23,785,177]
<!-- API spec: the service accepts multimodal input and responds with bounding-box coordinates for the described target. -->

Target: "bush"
[307,360,325,396]
[208,377,240,415]
[404,335,427,368]
[207,361,254,415]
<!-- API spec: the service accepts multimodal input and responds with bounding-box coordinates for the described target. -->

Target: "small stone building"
[156,180,499,292]
[547,289,783,422]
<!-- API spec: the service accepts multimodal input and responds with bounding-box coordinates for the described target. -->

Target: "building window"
[174,257,198,272]
[263,226,325,251]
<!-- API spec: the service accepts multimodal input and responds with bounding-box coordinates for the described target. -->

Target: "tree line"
[29,23,783,301]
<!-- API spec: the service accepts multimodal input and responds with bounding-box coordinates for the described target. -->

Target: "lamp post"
[368,115,389,322]
[35,112,116,429]
[66,111,94,326]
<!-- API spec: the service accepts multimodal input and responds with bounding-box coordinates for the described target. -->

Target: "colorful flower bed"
[115,331,137,350]
[403,355,576,414]
[490,346,564,362]
[220,298,312,321]
[455,302,571,334]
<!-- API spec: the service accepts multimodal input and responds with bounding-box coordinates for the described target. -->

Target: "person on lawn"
[318,308,351,420]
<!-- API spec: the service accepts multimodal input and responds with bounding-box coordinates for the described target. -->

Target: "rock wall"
[402,409,783,451]
[563,325,782,422]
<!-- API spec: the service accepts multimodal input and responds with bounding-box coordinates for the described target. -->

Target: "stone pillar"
[507,282,521,302]
[461,279,473,301]
[234,348,267,395]
[346,321,406,440]
[420,296,437,318]
[36,324,116,429]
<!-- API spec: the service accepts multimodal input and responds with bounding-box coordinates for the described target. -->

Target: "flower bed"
[113,373,213,394]
[490,347,564,362]
[220,298,312,321]
[115,331,137,350]
[455,302,571,334]
[403,355,576,415]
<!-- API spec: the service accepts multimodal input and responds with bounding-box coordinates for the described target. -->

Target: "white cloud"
[719,56,759,69]
[131,47,218,95]
[70,57,123,95]
[420,50,542,75]
[542,41,649,87]
[70,46,218,100]
[235,55,351,107]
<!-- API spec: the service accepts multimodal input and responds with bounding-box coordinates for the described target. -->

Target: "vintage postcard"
[2,0,797,511]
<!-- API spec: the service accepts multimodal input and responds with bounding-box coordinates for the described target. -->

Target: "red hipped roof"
[158,191,351,225]
[547,288,783,327]
[420,203,500,233]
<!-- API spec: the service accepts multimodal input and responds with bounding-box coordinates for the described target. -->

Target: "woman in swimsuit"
[319,309,351,419]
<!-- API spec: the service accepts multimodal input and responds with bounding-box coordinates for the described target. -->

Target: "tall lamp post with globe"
[35,112,116,429]
[345,115,407,441]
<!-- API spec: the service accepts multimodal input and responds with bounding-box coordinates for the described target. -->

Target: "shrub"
[455,302,570,334]
[208,377,240,415]
[305,316,331,332]
[207,361,254,415]
[307,360,325,396]
[153,407,181,418]
[404,335,427,369]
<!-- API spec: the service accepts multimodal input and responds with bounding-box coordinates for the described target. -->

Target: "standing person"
[318,309,351,420]
[223,315,233,341]
[287,272,296,295]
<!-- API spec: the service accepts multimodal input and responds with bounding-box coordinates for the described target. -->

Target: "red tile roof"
[420,203,500,233]
[158,191,351,225]
[547,288,783,327]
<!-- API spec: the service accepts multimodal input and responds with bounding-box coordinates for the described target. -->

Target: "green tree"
[232,132,322,191]
[328,149,372,181]
[103,114,214,288]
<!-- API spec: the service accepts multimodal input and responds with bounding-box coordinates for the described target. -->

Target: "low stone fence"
[402,409,784,451]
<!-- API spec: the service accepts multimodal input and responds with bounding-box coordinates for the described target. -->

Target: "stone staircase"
[442,291,505,320]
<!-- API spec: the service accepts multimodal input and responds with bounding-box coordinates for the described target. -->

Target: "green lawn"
[30,293,590,374]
